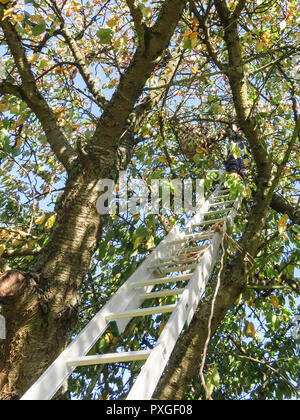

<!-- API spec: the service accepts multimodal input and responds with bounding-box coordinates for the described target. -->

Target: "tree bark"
[0,167,102,399]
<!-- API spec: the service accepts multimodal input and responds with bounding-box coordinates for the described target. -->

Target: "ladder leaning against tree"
[20,171,243,400]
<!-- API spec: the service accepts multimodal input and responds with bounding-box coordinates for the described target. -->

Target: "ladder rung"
[167,232,213,245]
[148,262,197,272]
[66,350,152,367]
[105,304,176,320]
[175,246,207,257]
[212,194,229,199]
[178,245,207,252]
[159,248,206,263]
[193,217,225,226]
[161,263,198,274]
[131,273,193,288]
[139,288,185,299]
[148,260,180,269]
[174,256,201,264]
[205,209,230,216]
[209,200,235,207]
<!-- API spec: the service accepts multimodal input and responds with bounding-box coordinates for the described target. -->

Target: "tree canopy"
[0,0,299,400]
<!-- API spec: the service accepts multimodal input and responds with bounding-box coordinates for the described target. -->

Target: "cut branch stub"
[0,270,28,303]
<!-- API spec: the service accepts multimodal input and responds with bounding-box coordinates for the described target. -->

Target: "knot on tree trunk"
[0,270,30,303]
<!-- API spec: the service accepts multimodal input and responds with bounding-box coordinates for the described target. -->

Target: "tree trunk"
[0,166,103,400]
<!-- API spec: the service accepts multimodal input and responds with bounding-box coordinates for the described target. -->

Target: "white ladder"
[21,175,242,400]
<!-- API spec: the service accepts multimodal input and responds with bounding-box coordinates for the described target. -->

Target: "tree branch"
[87,0,187,173]
[0,6,78,173]
[59,26,109,109]
[271,193,300,225]
[2,246,42,259]
[47,0,108,109]
[116,43,185,170]
[125,0,146,44]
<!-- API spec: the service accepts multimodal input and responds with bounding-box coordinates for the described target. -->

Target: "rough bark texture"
[0,167,102,399]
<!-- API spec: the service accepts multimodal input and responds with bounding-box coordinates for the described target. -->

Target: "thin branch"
[125,0,146,43]
[228,334,300,397]
[59,27,109,109]
[2,246,42,259]
[0,5,77,172]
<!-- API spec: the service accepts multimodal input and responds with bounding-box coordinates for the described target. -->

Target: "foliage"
[0,0,299,400]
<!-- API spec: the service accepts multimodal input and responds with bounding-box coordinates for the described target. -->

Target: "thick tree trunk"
[0,166,102,400]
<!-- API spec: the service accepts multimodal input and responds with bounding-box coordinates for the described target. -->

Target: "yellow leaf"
[133,214,140,223]
[45,214,56,229]
[104,332,117,343]
[0,229,10,239]
[182,29,192,39]
[190,31,198,40]
[35,214,47,225]
[28,53,39,64]
[17,230,28,239]
[261,31,272,46]
[1,7,15,20]
[158,156,167,163]
[256,40,264,52]
[28,239,36,248]
[12,14,24,23]
[30,14,44,23]
[133,236,144,250]
[246,322,256,338]
[278,214,288,240]
[142,7,153,19]
[12,112,29,129]
[191,16,198,30]
[145,235,154,250]
[270,295,279,309]
[0,244,6,257]
[242,185,252,199]
[16,137,24,148]
[157,320,166,336]
[107,17,117,28]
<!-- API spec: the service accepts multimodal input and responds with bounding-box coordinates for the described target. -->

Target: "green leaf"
[230,141,241,159]
[133,235,144,250]
[0,128,9,145]
[96,28,114,44]
[31,21,46,37]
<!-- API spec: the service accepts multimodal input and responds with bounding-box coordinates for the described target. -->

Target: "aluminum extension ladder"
[21,175,242,400]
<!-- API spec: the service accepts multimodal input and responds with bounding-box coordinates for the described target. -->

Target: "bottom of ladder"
[66,350,152,367]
